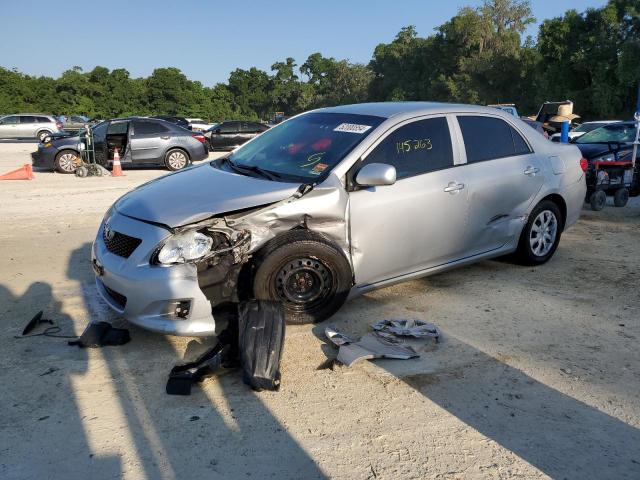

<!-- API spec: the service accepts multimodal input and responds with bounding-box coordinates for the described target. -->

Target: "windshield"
[573,122,613,134]
[226,112,384,182]
[575,123,637,144]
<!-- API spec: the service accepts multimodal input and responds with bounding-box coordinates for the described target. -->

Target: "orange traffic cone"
[0,164,34,180]
[111,148,124,177]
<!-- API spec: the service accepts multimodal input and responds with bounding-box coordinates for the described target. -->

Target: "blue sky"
[1,0,605,86]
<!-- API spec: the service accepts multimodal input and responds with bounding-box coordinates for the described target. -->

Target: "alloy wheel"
[167,151,187,170]
[57,152,78,172]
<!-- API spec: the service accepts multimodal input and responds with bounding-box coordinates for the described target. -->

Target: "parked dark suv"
[205,121,269,151]
[32,117,209,173]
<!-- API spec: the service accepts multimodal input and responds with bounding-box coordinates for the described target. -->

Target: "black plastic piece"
[238,300,285,392]
[22,311,53,335]
[166,321,239,396]
[68,322,130,348]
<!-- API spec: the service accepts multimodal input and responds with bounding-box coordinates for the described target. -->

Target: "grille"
[103,284,127,309]
[103,226,142,258]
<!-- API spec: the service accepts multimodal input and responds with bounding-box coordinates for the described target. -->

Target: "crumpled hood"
[115,163,301,228]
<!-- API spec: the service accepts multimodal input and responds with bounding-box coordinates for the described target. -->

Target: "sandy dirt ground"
[0,142,639,479]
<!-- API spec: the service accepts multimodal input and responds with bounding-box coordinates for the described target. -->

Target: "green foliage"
[0,0,638,121]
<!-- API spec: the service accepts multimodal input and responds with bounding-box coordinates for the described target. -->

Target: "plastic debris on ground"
[371,319,440,342]
[325,327,419,367]
[166,300,285,395]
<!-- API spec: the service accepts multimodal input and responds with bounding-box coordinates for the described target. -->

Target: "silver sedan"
[92,102,586,336]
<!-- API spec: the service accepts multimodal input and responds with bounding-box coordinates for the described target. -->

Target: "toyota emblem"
[104,223,115,241]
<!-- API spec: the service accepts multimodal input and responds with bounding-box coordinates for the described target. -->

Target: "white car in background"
[186,118,217,132]
[551,120,621,142]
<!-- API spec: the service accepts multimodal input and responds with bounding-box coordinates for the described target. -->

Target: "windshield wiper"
[227,160,282,181]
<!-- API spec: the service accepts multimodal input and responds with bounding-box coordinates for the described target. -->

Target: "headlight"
[156,230,213,264]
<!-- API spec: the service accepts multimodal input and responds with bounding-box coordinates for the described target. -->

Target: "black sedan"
[205,121,269,151]
[32,117,209,173]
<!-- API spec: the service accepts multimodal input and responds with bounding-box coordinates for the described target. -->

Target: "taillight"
[192,134,206,143]
[579,158,588,172]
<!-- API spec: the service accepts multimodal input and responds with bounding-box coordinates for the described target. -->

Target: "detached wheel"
[613,188,629,207]
[589,190,607,211]
[516,200,563,266]
[55,150,80,173]
[165,149,189,171]
[252,231,352,324]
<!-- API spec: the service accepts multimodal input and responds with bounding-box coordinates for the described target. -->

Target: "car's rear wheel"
[515,200,563,266]
[55,150,80,173]
[165,149,190,171]
[252,231,352,324]
[37,130,51,142]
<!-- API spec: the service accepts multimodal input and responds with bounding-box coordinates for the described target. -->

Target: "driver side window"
[361,117,454,180]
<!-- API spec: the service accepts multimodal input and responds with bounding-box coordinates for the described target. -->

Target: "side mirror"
[215,128,221,134]
[355,163,396,187]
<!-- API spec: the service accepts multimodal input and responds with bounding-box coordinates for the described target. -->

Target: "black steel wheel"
[252,231,352,324]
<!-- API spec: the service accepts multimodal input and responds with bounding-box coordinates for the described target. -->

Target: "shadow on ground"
[313,267,640,480]
[0,243,326,479]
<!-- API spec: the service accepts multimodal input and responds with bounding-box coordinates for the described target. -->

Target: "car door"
[455,114,545,255]
[348,116,469,286]
[19,115,38,137]
[130,120,170,163]
[0,116,20,138]
[91,121,109,166]
[218,121,241,149]
[240,122,264,143]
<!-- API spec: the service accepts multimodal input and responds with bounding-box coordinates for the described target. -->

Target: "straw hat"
[550,103,580,122]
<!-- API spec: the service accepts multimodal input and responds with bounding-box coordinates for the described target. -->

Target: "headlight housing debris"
[156,231,213,264]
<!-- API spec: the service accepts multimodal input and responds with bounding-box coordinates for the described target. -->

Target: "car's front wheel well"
[36,129,52,139]
[539,194,567,230]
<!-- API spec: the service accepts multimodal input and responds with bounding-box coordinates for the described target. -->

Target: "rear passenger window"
[510,126,531,155]
[219,122,238,134]
[133,120,169,135]
[20,116,37,124]
[36,116,50,123]
[361,117,453,180]
[458,116,531,163]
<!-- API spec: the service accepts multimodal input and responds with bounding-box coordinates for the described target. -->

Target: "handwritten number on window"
[396,139,432,154]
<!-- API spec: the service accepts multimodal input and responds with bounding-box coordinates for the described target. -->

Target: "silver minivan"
[0,114,62,141]
[92,102,586,336]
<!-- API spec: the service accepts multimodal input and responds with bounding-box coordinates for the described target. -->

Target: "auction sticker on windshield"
[334,123,372,134]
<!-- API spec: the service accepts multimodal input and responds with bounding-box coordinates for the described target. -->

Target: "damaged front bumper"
[92,212,221,336]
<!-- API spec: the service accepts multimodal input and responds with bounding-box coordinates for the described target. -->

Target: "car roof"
[2,113,53,117]
[315,102,508,119]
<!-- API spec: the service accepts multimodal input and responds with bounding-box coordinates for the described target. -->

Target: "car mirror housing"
[355,163,396,187]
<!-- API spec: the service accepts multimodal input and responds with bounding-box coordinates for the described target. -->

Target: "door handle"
[444,182,465,193]
[161,135,170,140]
[524,166,540,176]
